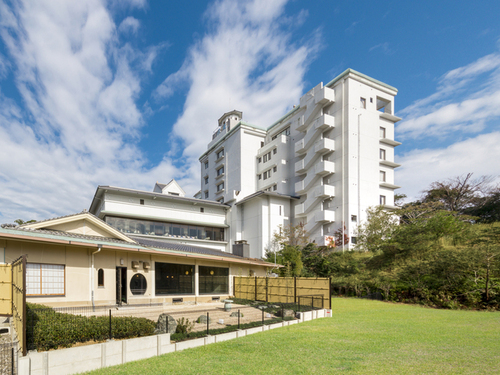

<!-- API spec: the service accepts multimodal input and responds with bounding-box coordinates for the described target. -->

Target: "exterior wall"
[44,220,113,238]
[204,71,400,253]
[2,238,269,307]
[98,192,228,252]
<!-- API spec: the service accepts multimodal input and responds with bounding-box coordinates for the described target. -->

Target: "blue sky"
[1,0,500,223]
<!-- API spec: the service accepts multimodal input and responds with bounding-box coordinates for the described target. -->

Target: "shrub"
[175,317,194,334]
[27,303,156,351]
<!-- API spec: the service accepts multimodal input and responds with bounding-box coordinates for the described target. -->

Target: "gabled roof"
[154,179,186,197]
[21,211,136,243]
[235,191,300,206]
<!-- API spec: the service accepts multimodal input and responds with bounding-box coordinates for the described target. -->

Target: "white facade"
[199,69,401,256]
[89,69,401,260]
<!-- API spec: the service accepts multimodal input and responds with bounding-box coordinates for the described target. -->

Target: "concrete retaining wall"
[18,309,331,375]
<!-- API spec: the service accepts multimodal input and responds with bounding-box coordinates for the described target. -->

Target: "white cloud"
[154,0,319,193]
[118,17,140,35]
[0,0,174,223]
[396,132,500,202]
[397,52,500,139]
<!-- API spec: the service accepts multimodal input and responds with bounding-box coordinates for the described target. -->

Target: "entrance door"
[116,267,127,305]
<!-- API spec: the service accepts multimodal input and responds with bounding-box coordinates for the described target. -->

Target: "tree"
[355,206,398,252]
[14,219,37,225]
[421,173,493,213]
[463,189,500,223]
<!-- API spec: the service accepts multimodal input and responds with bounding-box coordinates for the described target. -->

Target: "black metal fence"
[0,341,18,375]
[26,299,324,351]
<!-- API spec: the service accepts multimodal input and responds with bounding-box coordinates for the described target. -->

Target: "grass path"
[86,298,500,374]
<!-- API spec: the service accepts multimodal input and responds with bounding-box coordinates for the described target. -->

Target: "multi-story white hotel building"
[199,69,401,257]
[88,69,400,261]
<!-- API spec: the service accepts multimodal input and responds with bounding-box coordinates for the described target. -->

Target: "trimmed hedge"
[27,303,156,351]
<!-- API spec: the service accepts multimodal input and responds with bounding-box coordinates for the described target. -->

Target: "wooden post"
[254,276,257,301]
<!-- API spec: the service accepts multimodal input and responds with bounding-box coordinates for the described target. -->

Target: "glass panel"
[199,266,229,294]
[155,263,194,295]
[130,273,147,295]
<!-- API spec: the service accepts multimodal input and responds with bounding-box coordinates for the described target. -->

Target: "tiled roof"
[129,235,270,264]
[17,210,106,227]
[0,226,134,245]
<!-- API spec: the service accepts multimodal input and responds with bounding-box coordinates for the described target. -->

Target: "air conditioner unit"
[143,262,150,270]
[131,261,139,269]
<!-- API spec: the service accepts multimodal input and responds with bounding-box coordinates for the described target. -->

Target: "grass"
[85,298,500,375]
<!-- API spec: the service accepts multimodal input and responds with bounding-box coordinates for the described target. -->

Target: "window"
[216,149,224,159]
[217,182,224,192]
[376,97,391,114]
[204,161,208,169]
[217,197,224,203]
[155,263,194,295]
[98,269,104,287]
[360,97,366,109]
[351,236,357,244]
[273,166,277,173]
[204,191,209,199]
[380,127,386,138]
[263,152,271,163]
[27,263,65,296]
[279,205,282,215]
[217,166,224,176]
[351,215,357,222]
[140,199,144,205]
[370,98,373,103]
[199,266,229,294]
[272,127,290,140]
[380,195,386,205]
[273,184,277,191]
[379,148,386,160]
[380,171,386,182]
[258,174,262,180]
[169,192,179,196]
[200,207,204,213]
[261,141,264,147]
[258,157,262,163]
[273,148,277,155]
[130,273,147,295]
[263,170,271,180]
[204,176,209,184]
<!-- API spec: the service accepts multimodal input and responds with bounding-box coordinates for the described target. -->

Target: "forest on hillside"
[265,173,500,310]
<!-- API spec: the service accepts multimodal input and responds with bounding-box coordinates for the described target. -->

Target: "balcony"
[315,160,335,176]
[380,160,401,168]
[379,182,401,189]
[380,138,402,147]
[295,159,306,174]
[314,86,335,106]
[315,210,335,223]
[314,138,335,154]
[315,184,335,199]
[295,203,305,217]
[295,162,334,195]
[295,139,305,154]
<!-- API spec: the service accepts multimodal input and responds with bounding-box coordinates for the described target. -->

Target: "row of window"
[203,148,226,170]
[204,166,225,185]
[257,148,277,163]
[258,165,277,180]
[271,126,290,140]
[105,216,225,241]
[27,263,229,296]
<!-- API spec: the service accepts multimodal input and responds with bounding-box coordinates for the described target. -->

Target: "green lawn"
[86,298,500,375]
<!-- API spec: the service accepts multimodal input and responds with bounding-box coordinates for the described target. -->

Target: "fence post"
[265,277,268,302]
[11,347,14,375]
[261,309,264,326]
[294,277,297,304]
[281,306,284,322]
[238,309,240,330]
[207,312,209,336]
[329,277,332,310]
[109,309,112,340]
[254,277,257,301]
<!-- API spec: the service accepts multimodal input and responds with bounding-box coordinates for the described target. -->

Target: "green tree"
[355,206,398,252]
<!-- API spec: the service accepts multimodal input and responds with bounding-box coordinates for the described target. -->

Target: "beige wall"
[45,220,112,238]
[3,237,270,307]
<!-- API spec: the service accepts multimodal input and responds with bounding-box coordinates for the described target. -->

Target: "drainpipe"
[91,244,102,311]
[341,78,346,253]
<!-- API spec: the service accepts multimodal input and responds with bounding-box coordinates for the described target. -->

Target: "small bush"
[27,303,156,351]
[175,317,194,334]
